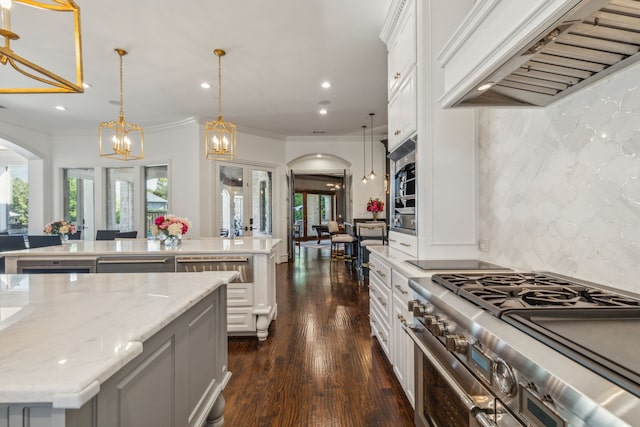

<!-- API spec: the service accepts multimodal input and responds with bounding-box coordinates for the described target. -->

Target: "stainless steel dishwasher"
[96,256,176,273]
[176,255,253,282]
[17,258,97,274]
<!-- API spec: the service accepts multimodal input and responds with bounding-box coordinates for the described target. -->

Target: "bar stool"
[357,222,386,276]
[328,221,357,268]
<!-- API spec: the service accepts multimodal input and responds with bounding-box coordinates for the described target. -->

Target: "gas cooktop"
[431,272,640,316]
[406,259,511,271]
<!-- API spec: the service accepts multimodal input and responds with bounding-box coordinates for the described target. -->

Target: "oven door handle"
[176,257,249,263]
[403,325,498,427]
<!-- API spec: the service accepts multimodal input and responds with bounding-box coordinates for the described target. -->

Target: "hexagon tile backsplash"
[478,62,640,293]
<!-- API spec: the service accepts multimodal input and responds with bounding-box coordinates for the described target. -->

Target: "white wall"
[286,136,387,219]
[479,62,640,293]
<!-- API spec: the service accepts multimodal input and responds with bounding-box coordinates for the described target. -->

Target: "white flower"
[167,222,183,236]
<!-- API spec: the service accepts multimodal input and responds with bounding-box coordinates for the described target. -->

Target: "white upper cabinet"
[384,0,417,98]
[381,0,418,154]
[438,0,640,108]
[388,68,417,153]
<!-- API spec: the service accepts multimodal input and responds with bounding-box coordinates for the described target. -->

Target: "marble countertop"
[2,237,281,258]
[0,271,236,407]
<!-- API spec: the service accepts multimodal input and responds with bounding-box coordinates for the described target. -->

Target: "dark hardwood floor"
[224,246,415,426]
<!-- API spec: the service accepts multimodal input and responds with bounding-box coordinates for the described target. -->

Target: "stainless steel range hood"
[440,0,640,107]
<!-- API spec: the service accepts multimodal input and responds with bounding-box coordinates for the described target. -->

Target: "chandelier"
[0,0,84,94]
[205,49,237,160]
[98,48,144,161]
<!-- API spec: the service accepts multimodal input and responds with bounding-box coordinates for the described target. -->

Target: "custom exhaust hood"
[438,0,640,108]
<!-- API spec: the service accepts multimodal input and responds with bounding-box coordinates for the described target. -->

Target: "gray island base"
[0,271,237,427]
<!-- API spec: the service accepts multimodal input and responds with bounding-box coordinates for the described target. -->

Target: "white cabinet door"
[388,68,417,152]
[387,0,417,97]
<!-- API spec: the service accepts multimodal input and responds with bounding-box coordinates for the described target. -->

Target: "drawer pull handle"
[400,243,411,247]
[395,285,409,295]
[388,239,397,242]
[376,270,385,277]
[378,297,386,307]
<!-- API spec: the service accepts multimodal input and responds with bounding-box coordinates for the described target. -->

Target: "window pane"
[106,167,134,231]
[145,165,168,238]
[219,165,243,237]
[252,169,272,236]
[1,165,28,235]
[63,168,94,240]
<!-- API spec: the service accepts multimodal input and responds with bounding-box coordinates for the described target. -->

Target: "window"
[0,165,28,235]
[106,167,134,231]
[145,165,168,237]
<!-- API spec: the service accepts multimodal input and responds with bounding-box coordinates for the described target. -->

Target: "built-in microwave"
[388,137,416,235]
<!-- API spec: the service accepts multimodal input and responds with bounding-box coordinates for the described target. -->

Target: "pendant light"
[361,125,368,184]
[205,49,237,160]
[368,113,376,180]
[0,0,84,94]
[99,48,144,161]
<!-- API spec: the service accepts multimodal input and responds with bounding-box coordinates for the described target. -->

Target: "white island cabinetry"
[0,271,235,427]
[2,238,280,342]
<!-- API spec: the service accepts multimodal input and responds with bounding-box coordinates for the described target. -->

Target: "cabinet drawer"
[370,300,391,358]
[227,282,253,307]
[388,231,418,257]
[391,270,412,306]
[369,272,391,323]
[227,307,255,332]
[368,254,391,288]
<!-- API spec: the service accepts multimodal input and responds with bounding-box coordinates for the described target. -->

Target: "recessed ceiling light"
[317,154,322,158]
[82,83,92,89]
[319,108,328,115]
[201,82,211,89]
[321,81,331,89]
[55,105,67,111]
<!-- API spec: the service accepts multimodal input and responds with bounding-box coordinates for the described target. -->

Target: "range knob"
[493,358,517,396]
[445,334,469,354]
[423,315,438,326]
[412,302,434,318]
[429,320,452,336]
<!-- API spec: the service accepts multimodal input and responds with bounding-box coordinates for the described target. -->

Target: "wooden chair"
[27,235,62,249]
[95,230,119,240]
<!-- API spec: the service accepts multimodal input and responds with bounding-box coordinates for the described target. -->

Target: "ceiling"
[0,0,391,139]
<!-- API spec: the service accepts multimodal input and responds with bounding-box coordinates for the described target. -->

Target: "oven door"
[405,325,521,427]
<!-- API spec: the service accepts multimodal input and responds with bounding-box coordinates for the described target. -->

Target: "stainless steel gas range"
[406,272,640,427]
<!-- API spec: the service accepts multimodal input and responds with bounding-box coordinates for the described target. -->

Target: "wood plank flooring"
[224,247,415,426]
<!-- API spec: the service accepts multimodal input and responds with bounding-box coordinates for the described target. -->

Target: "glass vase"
[161,234,180,248]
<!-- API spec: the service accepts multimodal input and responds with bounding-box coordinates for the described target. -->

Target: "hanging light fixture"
[361,125,368,184]
[99,48,144,161]
[369,113,376,180]
[205,49,237,160]
[0,0,84,94]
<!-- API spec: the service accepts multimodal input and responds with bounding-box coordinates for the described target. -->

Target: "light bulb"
[361,176,367,184]
[369,171,376,180]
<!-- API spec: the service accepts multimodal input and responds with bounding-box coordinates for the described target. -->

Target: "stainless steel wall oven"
[388,137,416,235]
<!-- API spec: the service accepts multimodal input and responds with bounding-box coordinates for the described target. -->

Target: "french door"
[63,168,95,240]
[217,162,273,237]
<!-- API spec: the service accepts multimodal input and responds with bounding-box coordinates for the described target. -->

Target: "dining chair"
[68,230,82,240]
[0,235,27,274]
[27,235,62,249]
[115,231,138,239]
[95,230,119,240]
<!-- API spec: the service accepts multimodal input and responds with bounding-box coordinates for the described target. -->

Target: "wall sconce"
[0,0,84,94]
[384,174,390,195]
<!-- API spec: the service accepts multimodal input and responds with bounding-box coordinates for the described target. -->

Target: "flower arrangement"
[366,198,385,213]
[151,215,191,238]
[43,220,77,236]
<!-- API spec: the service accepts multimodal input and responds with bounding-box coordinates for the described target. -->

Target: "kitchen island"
[0,271,235,427]
[2,238,280,341]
